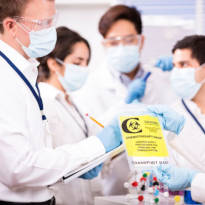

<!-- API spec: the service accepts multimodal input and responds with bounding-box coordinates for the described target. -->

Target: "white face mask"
[56,59,89,92]
[105,45,140,73]
[171,67,204,100]
[16,25,57,58]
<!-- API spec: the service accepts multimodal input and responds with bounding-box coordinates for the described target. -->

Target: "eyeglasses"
[102,34,141,47]
[13,12,58,32]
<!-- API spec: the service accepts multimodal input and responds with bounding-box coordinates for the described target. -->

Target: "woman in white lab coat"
[37,27,100,205]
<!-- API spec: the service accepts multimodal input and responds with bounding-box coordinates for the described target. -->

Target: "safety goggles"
[102,34,141,47]
[13,12,58,32]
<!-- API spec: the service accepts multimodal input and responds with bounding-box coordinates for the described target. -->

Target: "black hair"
[172,35,205,65]
[99,5,142,37]
[37,26,91,81]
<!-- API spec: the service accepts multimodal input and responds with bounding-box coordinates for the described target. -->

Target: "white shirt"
[39,82,101,205]
[0,40,105,202]
[167,100,205,172]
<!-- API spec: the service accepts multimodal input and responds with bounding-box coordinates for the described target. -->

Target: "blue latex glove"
[147,105,185,135]
[154,165,198,191]
[155,56,173,71]
[97,119,122,153]
[80,164,103,180]
[125,72,151,104]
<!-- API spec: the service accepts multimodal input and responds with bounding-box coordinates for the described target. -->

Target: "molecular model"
[124,171,172,204]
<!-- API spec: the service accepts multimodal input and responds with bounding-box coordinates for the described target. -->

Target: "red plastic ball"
[131,181,138,187]
[138,195,144,201]
[140,177,147,182]
[153,177,157,181]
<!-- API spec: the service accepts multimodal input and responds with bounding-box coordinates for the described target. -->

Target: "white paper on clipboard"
[62,144,124,183]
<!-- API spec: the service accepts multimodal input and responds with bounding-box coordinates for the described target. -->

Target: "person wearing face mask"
[36,25,186,203]
[0,1,133,204]
[72,5,178,196]
[154,35,205,204]
[0,1,185,204]
[37,26,103,205]
[73,4,177,121]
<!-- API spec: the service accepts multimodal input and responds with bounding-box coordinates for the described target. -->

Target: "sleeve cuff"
[76,136,106,161]
[191,173,205,203]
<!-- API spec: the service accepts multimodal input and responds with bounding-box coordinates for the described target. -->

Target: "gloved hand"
[147,105,185,135]
[80,164,103,180]
[97,118,122,153]
[154,165,198,191]
[125,78,146,104]
[125,72,151,104]
[155,56,173,71]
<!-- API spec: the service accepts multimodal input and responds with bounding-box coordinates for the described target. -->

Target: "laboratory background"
[56,0,204,69]
[0,0,205,204]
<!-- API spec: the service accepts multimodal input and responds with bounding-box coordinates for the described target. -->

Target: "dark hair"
[37,26,91,82]
[172,35,205,65]
[0,0,54,33]
[99,5,142,38]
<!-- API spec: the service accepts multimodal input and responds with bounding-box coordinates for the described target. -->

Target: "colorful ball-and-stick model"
[124,171,170,204]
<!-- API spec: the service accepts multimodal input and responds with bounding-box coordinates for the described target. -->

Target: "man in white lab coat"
[164,35,205,171]
[73,5,177,196]
[158,35,205,203]
[0,0,124,204]
[74,5,177,119]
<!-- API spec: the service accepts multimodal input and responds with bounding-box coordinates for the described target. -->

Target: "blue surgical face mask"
[16,26,57,58]
[171,67,203,100]
[56,59,89,92]
[105,45,140,73]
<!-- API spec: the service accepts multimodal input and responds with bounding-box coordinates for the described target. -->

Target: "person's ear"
[195,63,205,83]
[139,35,145,52]
[47,58,62,74]
[3,17,17,38]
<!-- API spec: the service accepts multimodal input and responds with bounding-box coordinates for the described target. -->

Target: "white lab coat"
[39,82,101,205]
[166,100,205,172]
[73,63,178,196]
[191,173,205,203]
[73,63,177,119]
[0,40,105,202]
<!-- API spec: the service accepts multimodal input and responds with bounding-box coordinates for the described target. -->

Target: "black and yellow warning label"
[120,115,168,157]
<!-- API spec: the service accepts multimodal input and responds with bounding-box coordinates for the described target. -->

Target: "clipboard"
[62,144,124,183]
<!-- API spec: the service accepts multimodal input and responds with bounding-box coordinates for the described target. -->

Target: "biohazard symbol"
[122,118,142,133]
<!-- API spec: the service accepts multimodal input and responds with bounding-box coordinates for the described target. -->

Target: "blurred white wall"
[56,2,110,69]
[56,1,195,70]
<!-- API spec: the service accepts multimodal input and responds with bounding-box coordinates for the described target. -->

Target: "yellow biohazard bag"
[118,103,169,171]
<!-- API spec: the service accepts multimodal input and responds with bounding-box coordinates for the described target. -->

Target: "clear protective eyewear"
[13,12,58,32]
[103,34,141,47]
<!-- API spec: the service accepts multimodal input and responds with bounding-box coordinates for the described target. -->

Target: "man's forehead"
[173,48,193,61]
[22,0,56,18]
